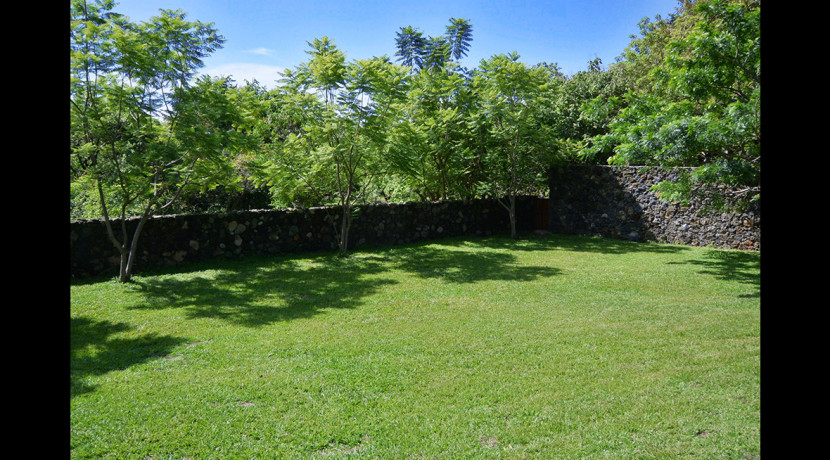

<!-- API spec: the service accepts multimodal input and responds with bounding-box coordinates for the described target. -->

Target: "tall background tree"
[394,26,427,72]
[70,0,254,281]
[394,18,473,73]
[388,63,476,201]
[537,57,631,165]
[387,18,477,202]
[445,18,474,62]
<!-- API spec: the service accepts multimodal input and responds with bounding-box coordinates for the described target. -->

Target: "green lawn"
[70,233,760,459]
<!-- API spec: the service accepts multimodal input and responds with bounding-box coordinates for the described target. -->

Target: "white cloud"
[245,47,275,57]
[201,63,286,89]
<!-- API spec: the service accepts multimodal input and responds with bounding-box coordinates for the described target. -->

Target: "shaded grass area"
[70,233,760,459]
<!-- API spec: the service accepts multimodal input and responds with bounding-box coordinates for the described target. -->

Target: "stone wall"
[548,165,760,251]
[70,197,536,278]
[70,165,761,279]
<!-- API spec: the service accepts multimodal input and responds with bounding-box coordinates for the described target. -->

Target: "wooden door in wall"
[534,198,549,230]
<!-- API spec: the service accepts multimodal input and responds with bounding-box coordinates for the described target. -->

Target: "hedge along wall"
[548,165,760,251]
[70,197,536,278]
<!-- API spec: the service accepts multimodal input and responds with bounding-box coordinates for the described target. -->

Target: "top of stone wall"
[69,197,500,224]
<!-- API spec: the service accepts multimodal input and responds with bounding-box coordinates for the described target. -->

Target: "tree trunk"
[102,206,153,283]
[508,194,517,239]
[117,246,128,282]
[338,183,353,256]
[496,194,518,239]
[122,208,152,281]
[339,202,351,256]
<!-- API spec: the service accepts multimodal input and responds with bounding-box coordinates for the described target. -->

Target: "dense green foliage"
[71,234,760,458]
[541,58,631,165]
[587,0,760,211]
[70,0,256,280]
[470,53,557,237]
[247,18,563,243]
[388,63,477,201]
[246,37,410,255]
[71,0,761,264]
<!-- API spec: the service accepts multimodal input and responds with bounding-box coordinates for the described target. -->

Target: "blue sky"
[112,0,681,88]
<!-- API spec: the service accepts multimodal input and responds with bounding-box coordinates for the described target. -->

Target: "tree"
[394,26,427,72]
[611,4,693,94]
[445,18,474,62]
[470,53,557,238]
[250,38,410,255]
[70,0,253,282]
[589,0,760,211]
[394,18,473,73]
[389,66,476,201]
[386,18,479,201]
[538,57,630,165]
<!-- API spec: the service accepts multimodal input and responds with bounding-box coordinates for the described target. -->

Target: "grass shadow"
[127,253,397,328]
[70,316,187,398]
[115,232,749,330]
[450,231,693,256]
[669,249,761,298]
[124,235,568,327]
[380,237,562,283]
[484,233,759,297]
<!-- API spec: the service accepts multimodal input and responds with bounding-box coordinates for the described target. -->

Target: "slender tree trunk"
[97,178,155,283]
[102,221,132,283]
[339,205,351,256]
[122,204,154,281]
[109,212,152,282]
[495,193,518,239]
[338,186,353,256]
[98,180,130,282]
[508,194,516,239]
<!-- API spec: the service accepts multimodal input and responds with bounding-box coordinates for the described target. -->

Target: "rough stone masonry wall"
[70,197,535,278]
[548,165,760,251]
[70,166,761,279]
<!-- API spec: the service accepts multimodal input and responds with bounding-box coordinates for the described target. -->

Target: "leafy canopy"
[248,38,410,254]
[394,18,473,73]
[70,0,256,280]
[588,0,760,211]
[470,53,558,236]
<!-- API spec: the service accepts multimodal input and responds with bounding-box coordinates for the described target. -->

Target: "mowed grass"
[70,233,760,459]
